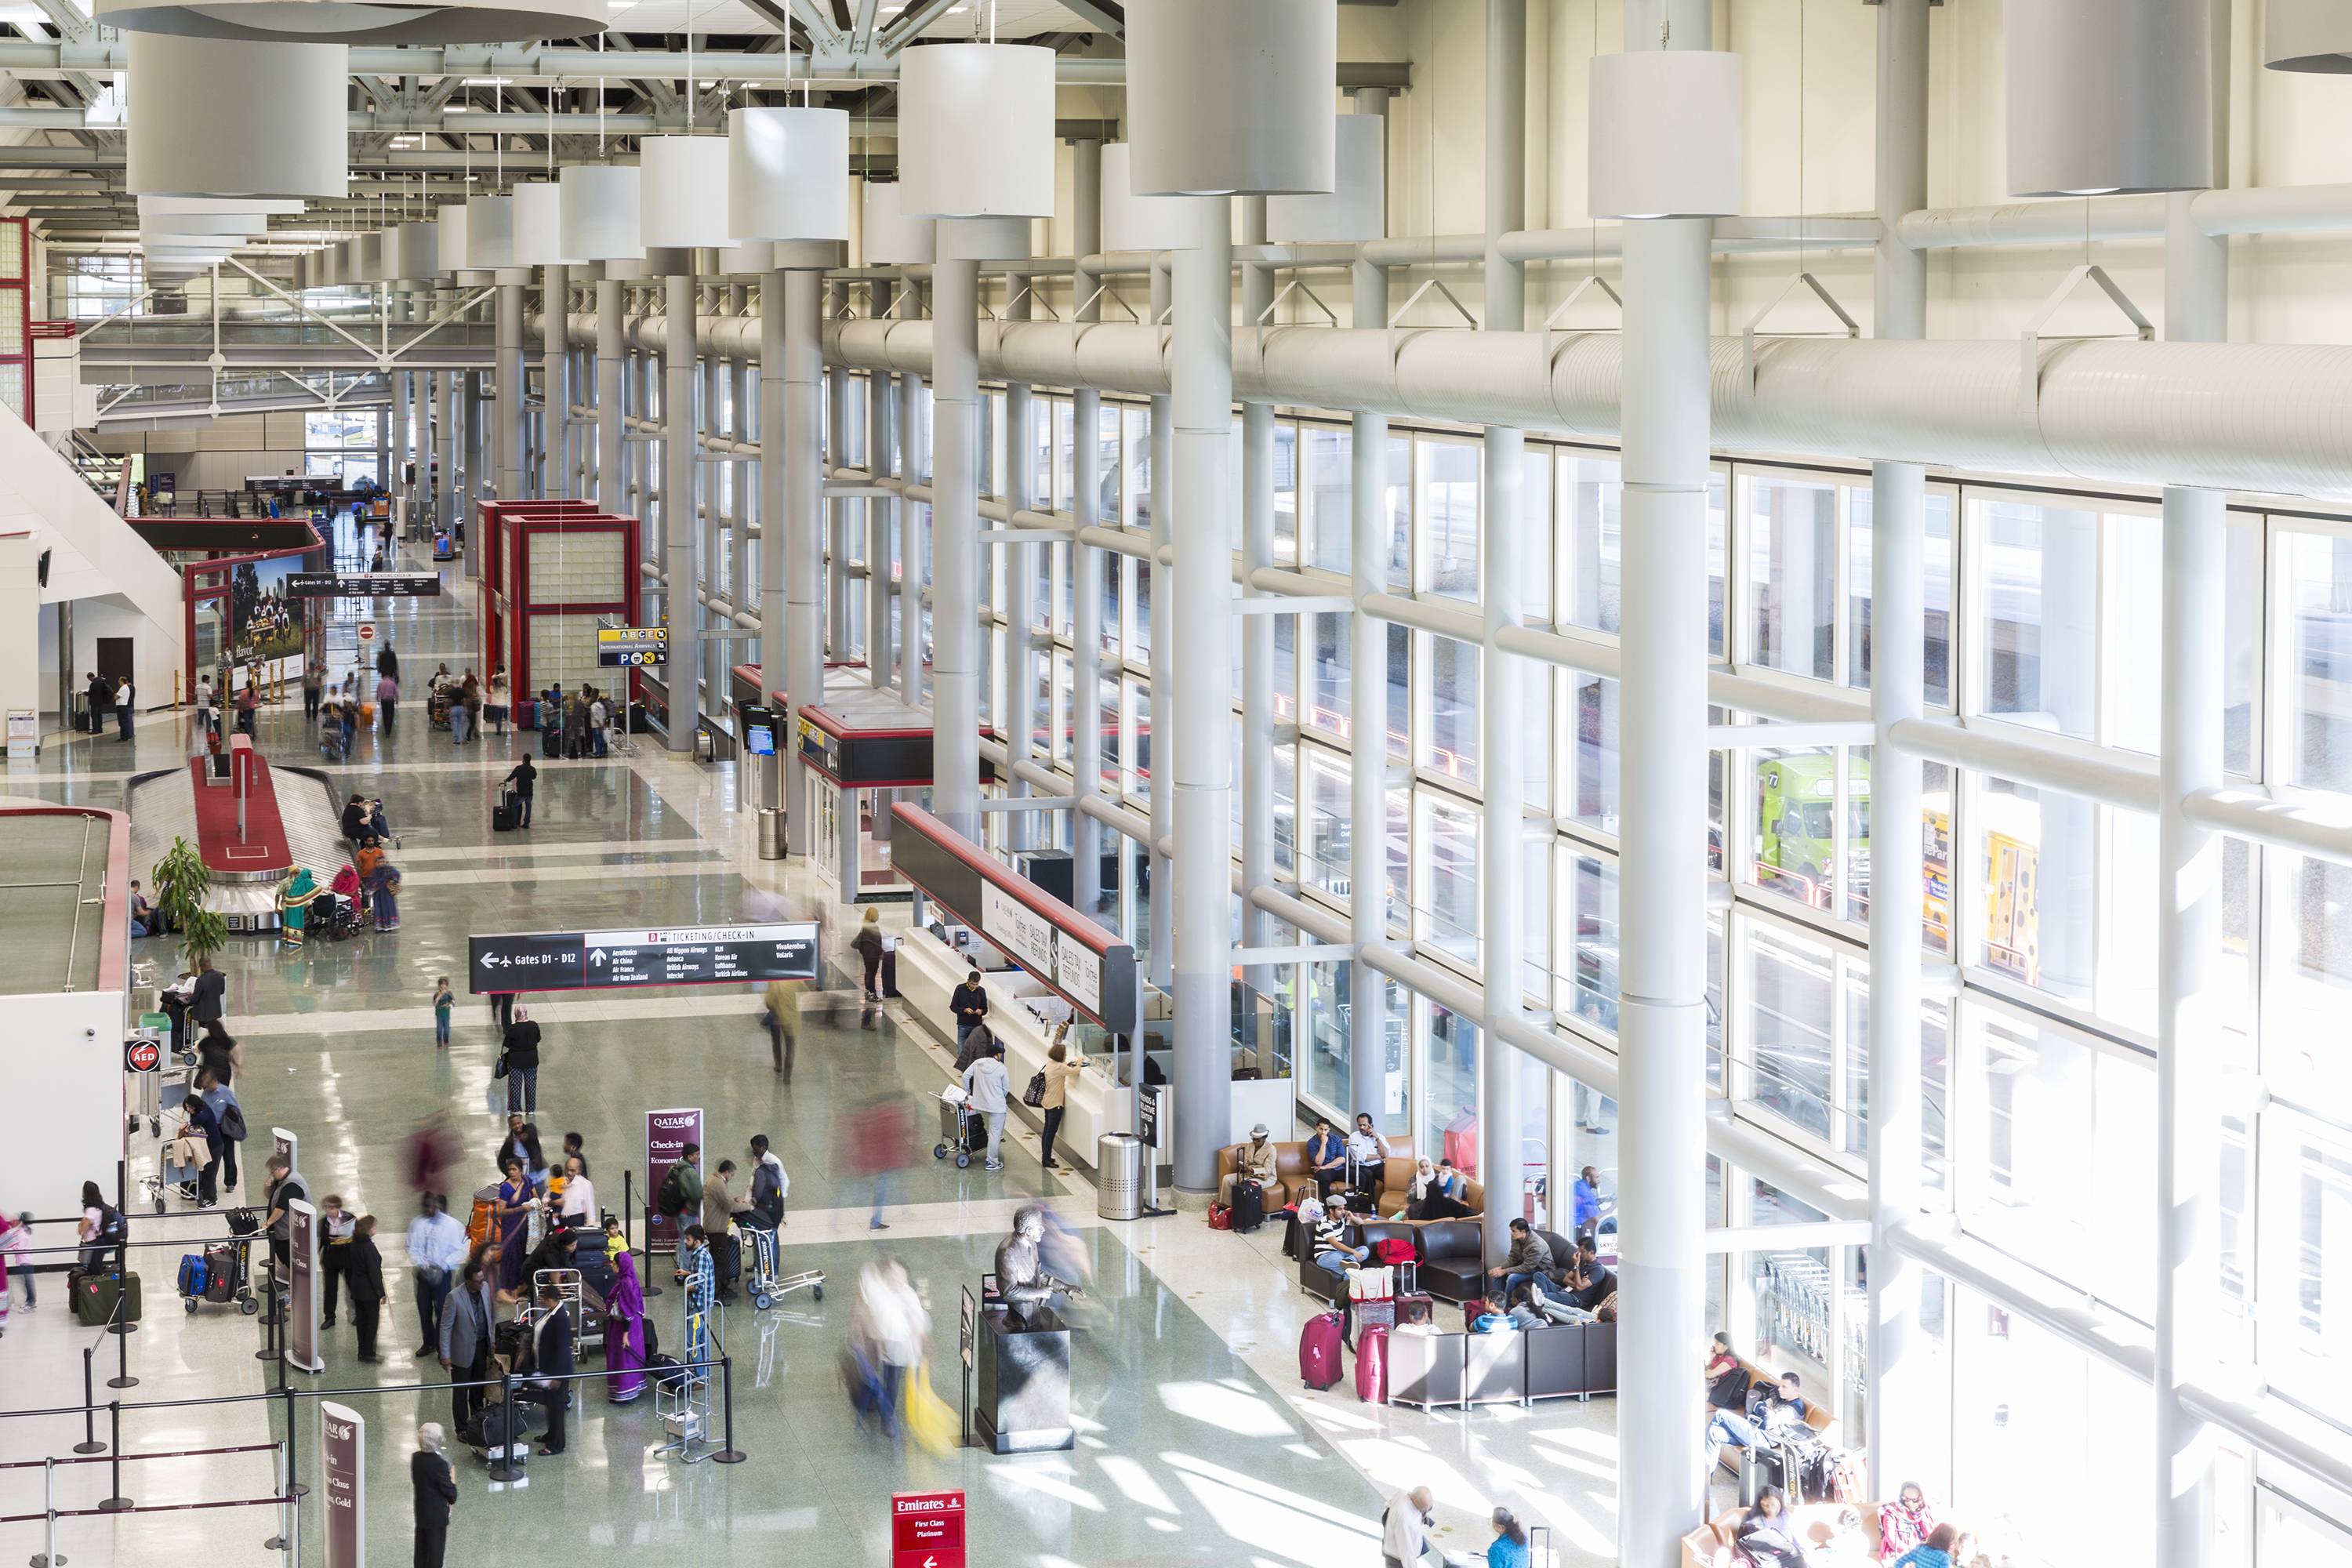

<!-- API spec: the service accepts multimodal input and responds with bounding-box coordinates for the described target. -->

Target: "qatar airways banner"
[645,1107,703,1255]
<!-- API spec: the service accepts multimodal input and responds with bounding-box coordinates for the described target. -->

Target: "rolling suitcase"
[1300,1310,1345,1391]
[1739,1444,1790,1507]
[514,698,536,731]
[1230,1180,1265,1234]
[541,725,561,759]
[74,1270,142,1327]
[1355,1324,1389,1403]
[492,800,519,832]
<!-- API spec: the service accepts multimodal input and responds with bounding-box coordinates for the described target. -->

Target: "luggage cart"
[533,1266,583,1327]
[932,1089,983,1169]
[739,1225,823,1311]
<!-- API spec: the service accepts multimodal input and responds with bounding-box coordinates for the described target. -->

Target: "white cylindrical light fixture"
[727,106,851,240]
[862,182,935,264]
[639,136,733,249]
[139,194,304,220]
[1125,0,1336,195]
[1587,51,1743,219]
[340,237,367,283]
[394,221,441,280]
[510,181,580,266]
[2270,0,2352,70]
[717,242,772,274]
[126,33,346,199]
[98,0,602,46]
[465,194,515,268]
[2006,0,2211,194]
[363,230,395,283]
[898,45,1054,217]
[436,204,469,273]
[559,164,643,260]
[1267,113,1384,242]
[1101,143,1198,252]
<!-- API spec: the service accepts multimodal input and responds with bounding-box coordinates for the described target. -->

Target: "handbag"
[218,1101,249,1142]
[492,1051,509,1080]
[1022,1071,1047,1108]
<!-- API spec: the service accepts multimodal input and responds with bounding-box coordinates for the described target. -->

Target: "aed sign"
[891,1490,966,1568]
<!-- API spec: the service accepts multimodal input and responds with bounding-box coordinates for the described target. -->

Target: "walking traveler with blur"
[412,1423,457,1568]
[501,1007,541,1113]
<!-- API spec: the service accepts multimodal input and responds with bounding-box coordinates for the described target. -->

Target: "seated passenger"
[1219,1124,1279,1209]
[1735,1489,1809,1568]
[1304,1118,1347,1198]
[1484,1218,1555,1305]
[1406,1157,1475,1221]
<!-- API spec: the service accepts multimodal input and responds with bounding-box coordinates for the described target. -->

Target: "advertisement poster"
[644,1108,703,1255]
[319,1400,364,1568]
[229,554,305,666]
[891,1491,966,1568]
[289,1199,321,1373]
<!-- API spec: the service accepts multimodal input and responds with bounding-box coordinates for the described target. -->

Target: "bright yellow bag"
[902,1359,957,1456]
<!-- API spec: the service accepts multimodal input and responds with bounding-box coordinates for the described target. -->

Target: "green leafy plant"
[151,835,228,965]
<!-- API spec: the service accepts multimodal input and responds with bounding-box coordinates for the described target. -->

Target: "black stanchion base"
[712,1450,746,1465]
[486,1464,524,1483]
[288,1484,310,1500]
[255,1347,282,1363]
[642,1284,663,1298]
[264,1535,289,1552]
[71,1439,107,1456]
[105,1375,139,1391]
[106,1323,136,1336]
[98,1497,132,1513]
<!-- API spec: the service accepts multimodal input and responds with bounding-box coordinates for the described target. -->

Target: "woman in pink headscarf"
[604,1227,648,1401]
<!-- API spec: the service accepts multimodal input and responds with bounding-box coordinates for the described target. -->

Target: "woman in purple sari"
[493,1157,532,1293]
[605,1243,648,1401]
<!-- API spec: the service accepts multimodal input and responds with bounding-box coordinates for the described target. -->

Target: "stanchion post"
[74,1344,105,1453]
[641,1203,662,1297]
[713,1356,745,1464]
[487,1367,522,1483]
[257,1286,283,1363]
[265,1437,291,1552]
[38,1455,56,1568]
[99,1400,129,1511]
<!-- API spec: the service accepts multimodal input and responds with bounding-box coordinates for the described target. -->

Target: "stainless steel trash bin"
[757,806,786,860]
[1096,1133,1144,1221]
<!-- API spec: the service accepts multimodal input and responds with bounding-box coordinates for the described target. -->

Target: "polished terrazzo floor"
[1,521,1650,1568]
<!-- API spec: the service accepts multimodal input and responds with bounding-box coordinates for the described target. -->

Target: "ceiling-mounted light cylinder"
[639,136,734,248]
[125,32,347,199]
[511,181,579,266]
[362,230,395,283]
[339,237,366,284]
[1267,113,1385,242]
[436,204,469,273]
[1101,143,1196,252]
[559,164,642,260]
[2006,0,2211,194]
[465,193,515,268]
[1124,0,1337,196]
[898,45,1055,217]
[96,0,603,47]
[394,221,441,280]
[1587,50,1743,219]
[728,106,851,241]
[2270,0,2352,71]
[862,181,935,266]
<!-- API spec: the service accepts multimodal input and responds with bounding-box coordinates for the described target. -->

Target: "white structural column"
[1147,254,1174,993]
[1171,194,1235,1194]
[543,264,568,498]
[706,285,731,725]
[1615,5,1717,1560]
[868,278,896,695]
[497,278,525,502]
[785,266,828,844]
[731,283,753,666]
[394,362,412,531]
[2157,187,2227,1568]
[1479,0,1529,1263]
[1007,281,1039,850]
[437,370,456,539]
[462,371,484,579]
[759,266,788,807]
[1072,138,1106,918]
[1240,194,1276,1004]
[1867,0,1931,1499]
[596,275,622,507]
[900,307,928,707]
[1349,242,1390,1128]
[828,354,851,660]
[664,265,699,753]
[930,239,983,842]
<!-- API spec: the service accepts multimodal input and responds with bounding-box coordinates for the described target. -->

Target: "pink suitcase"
[1356,1325,1390,1403]
[1301,1310,1345,1391]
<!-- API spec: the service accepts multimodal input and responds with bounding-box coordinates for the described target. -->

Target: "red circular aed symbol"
[124,1040,162,1073]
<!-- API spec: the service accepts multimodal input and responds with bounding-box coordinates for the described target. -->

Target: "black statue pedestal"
[974,1305,1073,1454]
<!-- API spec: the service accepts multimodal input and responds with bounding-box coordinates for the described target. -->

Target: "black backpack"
[656,1161,690,1218]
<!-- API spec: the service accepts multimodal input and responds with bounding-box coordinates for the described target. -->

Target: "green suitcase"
[73,1269,143,1327]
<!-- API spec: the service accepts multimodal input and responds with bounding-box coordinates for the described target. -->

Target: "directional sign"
[891,1492,964,1568]
[357,624,376,644]
[466,924,818,994]
[598,626,669,667]
[289,572,442,598]
[466,931,589,994]
[583,924,819,988]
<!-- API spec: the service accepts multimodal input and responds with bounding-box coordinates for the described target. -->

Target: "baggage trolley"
[176,1232,260,1316]
[931,1090,983,1169]
[739,1225,823,1311]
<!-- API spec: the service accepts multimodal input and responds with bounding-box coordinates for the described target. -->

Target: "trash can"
[693,728,714,764]
[757,806,786,861]
[1096,1132,1144,1221]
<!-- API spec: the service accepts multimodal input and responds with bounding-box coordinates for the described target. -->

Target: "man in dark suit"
[411,1422,458,1568]
[190,957,226,1031]
[436,1259,498,1440]
[517,1283,575,1456]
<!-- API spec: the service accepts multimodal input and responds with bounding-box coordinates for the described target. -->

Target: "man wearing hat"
[1220,1123,1279,1209]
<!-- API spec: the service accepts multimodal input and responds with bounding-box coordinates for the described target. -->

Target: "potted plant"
[150,835,227,965]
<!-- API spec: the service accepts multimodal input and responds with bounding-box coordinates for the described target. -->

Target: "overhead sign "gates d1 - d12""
[466,923,819,994]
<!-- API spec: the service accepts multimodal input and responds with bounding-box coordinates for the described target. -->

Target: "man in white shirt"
[113,677,133,742]
[194,677,215,736]
[961,1040,1012,1172]
[405,1193,469,1358]
[1381,1486,1436,1568]
[588,692,609,757]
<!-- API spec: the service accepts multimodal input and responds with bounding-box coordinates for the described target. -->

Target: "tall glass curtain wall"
[815,369,2352,1568]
